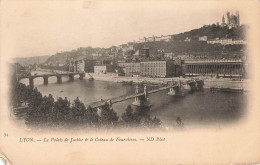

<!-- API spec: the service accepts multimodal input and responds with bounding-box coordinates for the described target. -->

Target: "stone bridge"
[17,72,85,87]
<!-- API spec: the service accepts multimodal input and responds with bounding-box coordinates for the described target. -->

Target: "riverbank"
[88,73,250,91]
[18,71,248,129]
[31,70,250,91]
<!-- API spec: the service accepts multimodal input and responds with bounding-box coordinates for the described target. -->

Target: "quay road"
[87,73,249,91]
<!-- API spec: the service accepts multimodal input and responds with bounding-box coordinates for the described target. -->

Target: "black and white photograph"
[0,0,259,164]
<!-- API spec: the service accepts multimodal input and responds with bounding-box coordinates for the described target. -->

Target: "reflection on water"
[20,77,248,127]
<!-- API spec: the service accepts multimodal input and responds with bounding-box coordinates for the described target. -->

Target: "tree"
[26,94,54,126]
[85,106,100,126]
[28,88,43,109]
[143,116,162,128]
[134,106,151,119]
[122,105,141,127]
[70,97,86,125]
[100,102,119,126]
[53,97,71,126]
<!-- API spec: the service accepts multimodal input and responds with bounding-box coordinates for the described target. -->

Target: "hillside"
[172,24,248,41]
[44,24,248,64]
[134,40,245,59]
[13,55,50,66]
[44,47,106,65]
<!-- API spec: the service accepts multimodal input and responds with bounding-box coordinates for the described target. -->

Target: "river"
[19,72,248,127]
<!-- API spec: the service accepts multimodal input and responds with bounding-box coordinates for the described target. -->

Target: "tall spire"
[226,11,230,24]
[236,11,240,26]
[222,15,225,24]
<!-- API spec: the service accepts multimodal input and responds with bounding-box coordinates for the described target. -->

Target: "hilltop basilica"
[221,11,240,28]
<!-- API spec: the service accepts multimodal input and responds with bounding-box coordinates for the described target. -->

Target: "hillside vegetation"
[172,24,248,41]
[44,25,248,64]
[13,55,50,66]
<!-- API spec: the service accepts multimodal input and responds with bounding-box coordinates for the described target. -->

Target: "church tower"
[222,15,225,24]
[226,12,231,24]
[221,15,226,26]
[236,11,240,26]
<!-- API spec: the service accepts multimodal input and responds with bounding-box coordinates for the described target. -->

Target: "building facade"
[199,36,207,41]
[207,38,246,45]
[140,61,175,77]
[221,11,240,28]
[133,47,150,58]
[137,35,172,43]
[94,64,115,75]
[84,59,99,73]
[124,62,141,77]
[182,59,243,77]
[75,60,85,72]
[94,65,107,74]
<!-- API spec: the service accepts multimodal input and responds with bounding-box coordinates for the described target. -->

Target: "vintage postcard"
[0,0,260,164]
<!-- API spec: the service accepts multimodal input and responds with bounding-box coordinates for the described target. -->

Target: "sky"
[0,0,249,58]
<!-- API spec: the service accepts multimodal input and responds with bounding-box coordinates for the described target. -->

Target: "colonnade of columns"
[184,63,242,76]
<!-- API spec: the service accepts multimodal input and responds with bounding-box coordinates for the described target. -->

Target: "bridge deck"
[87,84,179,108]
[18,72,85,79]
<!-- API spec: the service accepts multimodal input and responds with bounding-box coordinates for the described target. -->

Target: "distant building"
[124,62,141,77]
[164,53,175,60]
[94,65,107,74]
[75,60,85,72]
[92,53,102,60]
[138,37,146,43]
[140,61,175,77]
[117,60,127,67]
[221,11,240,28]
[159,35,172,42]
[176,55,194,60]
[182,59,244,77]
[199,36,207,41]
[120,60,180,77]
[154,35,172,42]
[94,64,115,75]
[221,15,226,27]
[146,36,155,42]
[184,37,191,42]
[207,38,246,45]
[207,38,232,45]
[137,35,172,43]
[232,40,247,45]
[133,46,150,58]
[84,59,99,73]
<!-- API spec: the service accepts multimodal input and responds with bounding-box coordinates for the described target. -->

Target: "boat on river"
[210,87,243,93]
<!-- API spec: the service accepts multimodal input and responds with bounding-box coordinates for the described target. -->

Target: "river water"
[20,73,248,127]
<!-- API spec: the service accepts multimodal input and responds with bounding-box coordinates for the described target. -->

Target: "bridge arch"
[17,72,85,87]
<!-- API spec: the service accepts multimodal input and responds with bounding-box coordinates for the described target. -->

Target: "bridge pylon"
[132,85,151,107]
[132,85,141,106]
[79,73,85,80]
[167,87,176,96]
[29,77,34,88]
[196,79,204,90]
[69,75,74,81]
[43,76,48,85]
[57,75,62,84]
[107,100,113,109]
[187,79,204,91]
